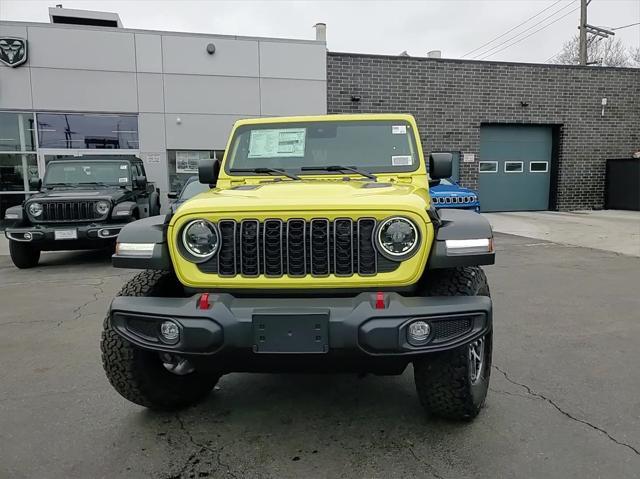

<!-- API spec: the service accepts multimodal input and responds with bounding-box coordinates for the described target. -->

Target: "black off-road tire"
[9,240,40,269]
[101,270,220,410]
[413,266,492,421]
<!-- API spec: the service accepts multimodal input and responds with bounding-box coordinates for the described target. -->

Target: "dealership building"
[0,7,638,217]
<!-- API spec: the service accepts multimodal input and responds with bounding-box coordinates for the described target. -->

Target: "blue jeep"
[430,179,480,212]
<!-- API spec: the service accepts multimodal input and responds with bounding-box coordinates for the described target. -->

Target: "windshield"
[225,120,419,175]
[44,161,131,187]
[180,180,209,200]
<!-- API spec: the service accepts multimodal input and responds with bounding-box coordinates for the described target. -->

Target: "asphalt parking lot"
[1,232,639,478]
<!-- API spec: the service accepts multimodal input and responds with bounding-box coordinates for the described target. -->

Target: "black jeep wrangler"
[4,158,160,269]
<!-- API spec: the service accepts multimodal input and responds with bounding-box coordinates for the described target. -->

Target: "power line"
[472,1,578,60]
[611,22,640,30]
[461,0,564,58]
[479,6,581,60]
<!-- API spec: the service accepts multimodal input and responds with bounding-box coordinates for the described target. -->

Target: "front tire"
[100,270,220,410]
[9,240,40,269]
[413,267,492,421]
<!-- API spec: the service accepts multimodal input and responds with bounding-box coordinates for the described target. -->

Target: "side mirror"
[29,178,42,190]
[198,158,221,186]
[167,192,178,199]
[428,152,453,182]
[134,176,147,188]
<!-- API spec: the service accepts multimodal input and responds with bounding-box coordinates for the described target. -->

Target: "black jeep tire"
[413,266,492,421]
[9,240,40,269]
[100,270,220,410]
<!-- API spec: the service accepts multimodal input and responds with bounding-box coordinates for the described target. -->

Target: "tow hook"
[160,353,195,376]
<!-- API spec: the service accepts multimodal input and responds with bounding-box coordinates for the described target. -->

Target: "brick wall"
[327,52,640,210]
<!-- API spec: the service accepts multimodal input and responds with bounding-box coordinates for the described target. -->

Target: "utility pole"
[579,0,588,65]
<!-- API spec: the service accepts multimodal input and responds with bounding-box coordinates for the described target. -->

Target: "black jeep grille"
[34,201,106,222]
[199,218,398,278]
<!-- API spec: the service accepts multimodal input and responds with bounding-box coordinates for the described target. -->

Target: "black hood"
[29,186,128,202]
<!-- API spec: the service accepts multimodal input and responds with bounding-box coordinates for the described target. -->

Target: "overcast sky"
[1,0,638,63]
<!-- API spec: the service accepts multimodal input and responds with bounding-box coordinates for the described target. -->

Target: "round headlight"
[28,202,43,217]
[181,219,219,260]
[95,200,110,215]
[376,217,419,260]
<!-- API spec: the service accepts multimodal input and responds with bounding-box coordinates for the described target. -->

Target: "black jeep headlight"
[181,219,219,261]
[376,217,420,260]
[28,202,43,217]
[95,200,111,215]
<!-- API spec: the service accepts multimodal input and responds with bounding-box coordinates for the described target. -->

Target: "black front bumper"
[109,292,492,371]
[5,223,127,249]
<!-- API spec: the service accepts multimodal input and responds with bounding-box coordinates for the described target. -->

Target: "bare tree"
[630,47,640,67]
[550,34,630,67]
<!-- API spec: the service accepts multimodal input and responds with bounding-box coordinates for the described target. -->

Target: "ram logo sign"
[0,37,27,67]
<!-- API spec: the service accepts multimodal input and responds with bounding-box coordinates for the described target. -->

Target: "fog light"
[160,321,180,343]
[407,320,431,346]
[23,232,33,241]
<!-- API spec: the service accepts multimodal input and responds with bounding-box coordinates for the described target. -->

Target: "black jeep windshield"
[225,120,419,175]
[43,161,131,187]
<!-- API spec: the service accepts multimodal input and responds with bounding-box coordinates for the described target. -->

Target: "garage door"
[479,125,552,212]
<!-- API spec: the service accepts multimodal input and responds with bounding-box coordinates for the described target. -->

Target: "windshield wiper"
[78,182,114,187]
[230,167,301,181]
[301,165,377,181]
[43,182,69,188]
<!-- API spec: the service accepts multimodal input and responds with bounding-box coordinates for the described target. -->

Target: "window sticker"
[120,164,128,170]
[392,125,407,135]
[248,128,306,158]
[119,177,128,183]
[392,155,412,166]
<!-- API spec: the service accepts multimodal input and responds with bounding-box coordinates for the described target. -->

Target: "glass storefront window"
[37,113,138,149]
[0,112,36,152]
[168,150,224,193]
[0,153,38,192]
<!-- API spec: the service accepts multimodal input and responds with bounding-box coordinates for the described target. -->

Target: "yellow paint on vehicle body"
[169,113,435,289]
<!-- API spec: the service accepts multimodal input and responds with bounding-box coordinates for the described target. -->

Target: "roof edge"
[327,50,640,72]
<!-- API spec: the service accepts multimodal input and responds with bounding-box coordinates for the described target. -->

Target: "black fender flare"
[427,209,495,269]
[111,201,138,221]
[148,190,161,216]
[112,214,173,270]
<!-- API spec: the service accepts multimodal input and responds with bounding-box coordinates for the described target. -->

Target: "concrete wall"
[326,52,640,211]
[0,21,327,206]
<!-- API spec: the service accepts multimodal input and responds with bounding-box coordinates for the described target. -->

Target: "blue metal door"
[479,125,552,212]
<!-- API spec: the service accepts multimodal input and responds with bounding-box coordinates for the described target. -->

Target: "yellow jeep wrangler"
[102,114,495,421]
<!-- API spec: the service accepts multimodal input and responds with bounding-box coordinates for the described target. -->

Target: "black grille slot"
[334,219,354,276]
[357,219,377,275]
[38,200,102,222]
[263,220,284,276]
[310,219,330,276]
[240,220,260,277]
[197,218,400,278]
[287,219,306,277]
[217,220,236,276]
[431,318,473,343]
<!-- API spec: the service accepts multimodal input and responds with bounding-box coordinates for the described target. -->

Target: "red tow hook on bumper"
[198,292,211,310]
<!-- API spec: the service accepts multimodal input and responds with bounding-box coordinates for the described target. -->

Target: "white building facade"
[0,7,327,215]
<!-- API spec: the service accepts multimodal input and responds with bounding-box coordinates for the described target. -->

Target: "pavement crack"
[408,446,445,479]
[493,365,640,457]
[172,412,238,479]
[58,279,106,326]
[489,387,542,401]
